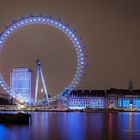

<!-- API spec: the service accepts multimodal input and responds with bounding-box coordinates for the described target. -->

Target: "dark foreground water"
[0,112,140,140]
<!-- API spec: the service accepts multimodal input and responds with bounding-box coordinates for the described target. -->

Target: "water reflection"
[108,113,112,140]
[0,124,29,140]
[118,112,140,140]
[0,112,140,140]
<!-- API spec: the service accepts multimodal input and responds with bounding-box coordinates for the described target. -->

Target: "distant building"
[66,90,106,109]
[10,67,34,102]
[66,88,140,110]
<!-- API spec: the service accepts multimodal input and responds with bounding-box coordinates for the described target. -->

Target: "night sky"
[0,0,140,97]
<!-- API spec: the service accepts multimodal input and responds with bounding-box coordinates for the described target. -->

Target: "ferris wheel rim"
[0,15,86,102]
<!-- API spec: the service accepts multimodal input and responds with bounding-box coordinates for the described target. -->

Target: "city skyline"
[0,1,140,97]
[0,2,140,140]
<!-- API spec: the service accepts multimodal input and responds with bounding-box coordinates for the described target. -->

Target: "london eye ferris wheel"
[0,15,86,104]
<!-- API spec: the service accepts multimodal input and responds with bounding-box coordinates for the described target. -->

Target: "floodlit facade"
[66,89,140,110]
[10,68,34,102]
[67,90,106,110]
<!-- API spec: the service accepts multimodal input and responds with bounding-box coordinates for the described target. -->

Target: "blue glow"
[123,99,130,108]
[58,23,62,27]
[118,98,130,108]
[69,97,105,110]
[133,99,140,108]
[81,61,84,65]
[0,125,7,139]
[62,26,65,29]
[118,98,140,108]
[118,99,122,107]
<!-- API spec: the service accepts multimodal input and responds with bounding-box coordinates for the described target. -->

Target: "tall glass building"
[10,68,34,102]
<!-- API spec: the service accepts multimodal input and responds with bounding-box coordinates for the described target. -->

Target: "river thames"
[0,112,140,140]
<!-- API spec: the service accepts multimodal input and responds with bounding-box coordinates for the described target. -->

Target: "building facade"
[10,67,34,102]
[67,90,106,110]
[66,89,140,110]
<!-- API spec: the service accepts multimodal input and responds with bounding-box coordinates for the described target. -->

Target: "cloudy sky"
[0,0,140,96]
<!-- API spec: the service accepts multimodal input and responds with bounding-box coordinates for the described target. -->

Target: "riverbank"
[1,108,140,113]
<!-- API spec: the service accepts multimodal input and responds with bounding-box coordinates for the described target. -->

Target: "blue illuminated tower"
[35,60,49,104]
[10,68,34,102]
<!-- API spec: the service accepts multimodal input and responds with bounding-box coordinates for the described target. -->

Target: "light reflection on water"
[0,112,140,140]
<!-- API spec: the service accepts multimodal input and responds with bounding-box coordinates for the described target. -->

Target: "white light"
[42,19,45,22]
[18,104,26,109]
[0,41,2,44]
[4,34,7,37]
[18,23,20,26]
[50,20,54,24]
[77,45,81,48]
[81,61,84,65]
[76,41,79,45]
[41,88,44,93]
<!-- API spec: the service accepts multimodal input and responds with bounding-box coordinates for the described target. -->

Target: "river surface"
[0,112,140,140]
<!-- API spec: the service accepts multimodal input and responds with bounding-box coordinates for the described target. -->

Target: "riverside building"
[66,88,140,110]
